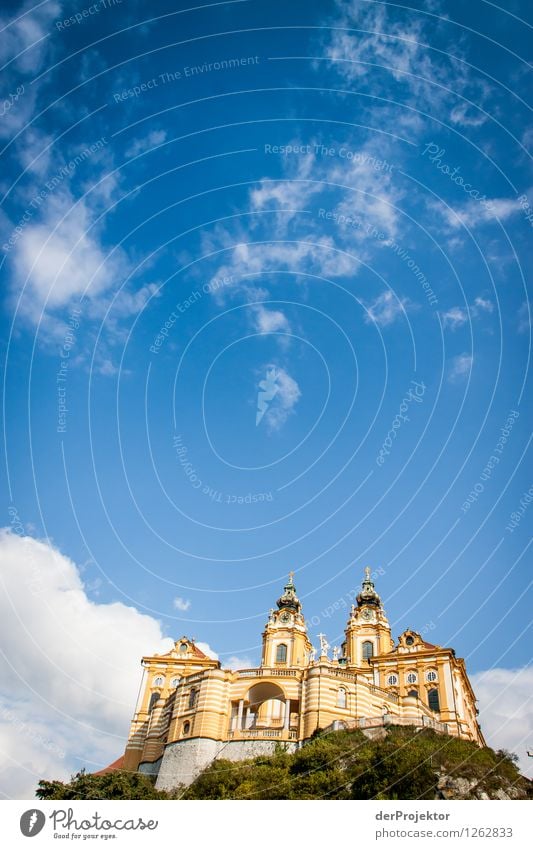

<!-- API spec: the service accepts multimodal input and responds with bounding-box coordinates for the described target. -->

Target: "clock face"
[280,612,291,624]
[362,608,373,621]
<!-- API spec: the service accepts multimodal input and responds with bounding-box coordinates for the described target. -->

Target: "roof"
[93,755,125,775]
[175,636,210,659]
[190,643,209,658]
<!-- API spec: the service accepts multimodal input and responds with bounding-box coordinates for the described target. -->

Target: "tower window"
[428,689,440,712]
[337,687,347,708]
[183,721,191,735]
[188,688,198,709]
[362,641,373,661]
[148,692,160,712]
[407,689,418,698]
[276,643,288,663]
[426,670,437,682]
[387,674,398,686]
[406,672,417,684]
[153,676,164,687]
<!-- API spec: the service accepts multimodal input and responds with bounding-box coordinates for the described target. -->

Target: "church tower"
[344,567,394,668]
[261,572,312,668]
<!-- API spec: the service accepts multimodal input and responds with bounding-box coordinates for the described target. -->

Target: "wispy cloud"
[322,0,491,129]
[173,596,191,612]
[448,352,473,382]
[252,305,291,335]
[256,364,301,432]
[125,129,167,159]
[441,296,493,330]
[517,301,530,334]
[364,290,411,327]
[433,197,520,231]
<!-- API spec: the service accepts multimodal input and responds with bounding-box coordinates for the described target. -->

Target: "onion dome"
[356,566,382,608]
[276,571,301,612]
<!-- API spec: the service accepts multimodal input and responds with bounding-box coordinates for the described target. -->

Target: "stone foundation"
[138,757,162,777]
[154,737,299,790]
[155,737,223,791]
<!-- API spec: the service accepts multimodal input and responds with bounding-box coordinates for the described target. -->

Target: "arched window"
[276,643,288,663]
[183,721,191,735]
[153,675,164,687]
[406,672,418,684]
[337,687,347,708]
[428,688,440,712]
[170,677,180,688]
[188,688,198,709]
[407,689,418,698]
[426,670,438,682]
[362,641,373,661]
[148,692,160,712]
[387,674,398,686]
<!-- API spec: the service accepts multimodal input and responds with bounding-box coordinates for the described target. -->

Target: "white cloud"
[10,189,129,324]
[517,301,530,334]
[441,297,493,330]
[0,1,60,75]
[0,529,173,799]
[223,655,253,670]
[125,130,167,159]
[252,305,291,335]
[322,0,491,131]
[441,306,469,330]
[0,2,60,139]
[470,667,533,779]
[173,596,191,612]
[434,197,519,231]
[364,290,410,327]
[259,365,302,432]
[448,352,473,382]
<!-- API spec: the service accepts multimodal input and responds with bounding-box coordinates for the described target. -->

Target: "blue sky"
[0,0,532,794]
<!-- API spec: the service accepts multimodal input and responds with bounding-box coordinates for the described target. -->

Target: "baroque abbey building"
[121,569,484,789]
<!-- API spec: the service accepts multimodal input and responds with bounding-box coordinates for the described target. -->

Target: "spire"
[356,566,381,608]
[276,571,301,612]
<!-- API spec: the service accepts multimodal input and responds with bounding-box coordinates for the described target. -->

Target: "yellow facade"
[123,570,485,788]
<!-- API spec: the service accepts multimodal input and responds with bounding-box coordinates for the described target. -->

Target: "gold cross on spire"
[288,570,294,583]
[364,566,371,581]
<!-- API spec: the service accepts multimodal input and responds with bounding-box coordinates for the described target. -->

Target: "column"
[284,698,291,730]
[237,699,244,731]
[245,707,251,729]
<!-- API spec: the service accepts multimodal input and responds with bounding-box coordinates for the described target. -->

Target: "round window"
[405,635,414,646]
[387,674,398,686]
[426,670,437,682]
[153,676,164,687]
[179,643,188,652]
[406,672,417,684]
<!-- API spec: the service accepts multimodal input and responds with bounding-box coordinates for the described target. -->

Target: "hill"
[37,727,532,800]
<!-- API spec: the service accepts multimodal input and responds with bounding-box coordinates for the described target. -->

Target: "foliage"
[179,727,531,801]
[38,729,531,800]
[36,768,170,800]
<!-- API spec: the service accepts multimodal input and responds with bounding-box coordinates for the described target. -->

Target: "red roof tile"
[93,755,125,775]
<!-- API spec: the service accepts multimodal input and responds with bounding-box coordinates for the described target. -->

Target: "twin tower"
[121,569,484,789]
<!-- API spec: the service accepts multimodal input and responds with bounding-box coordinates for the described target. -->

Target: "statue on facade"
[317,633,329,657]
